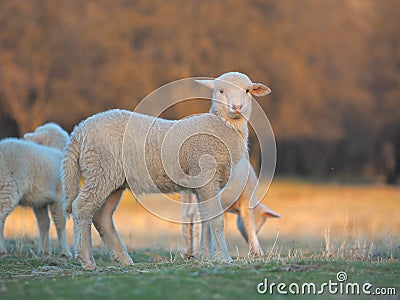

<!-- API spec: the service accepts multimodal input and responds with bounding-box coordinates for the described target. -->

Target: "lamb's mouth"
[229,111,242,119]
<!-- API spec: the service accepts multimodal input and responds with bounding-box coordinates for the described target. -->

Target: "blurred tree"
[0,0,398,180]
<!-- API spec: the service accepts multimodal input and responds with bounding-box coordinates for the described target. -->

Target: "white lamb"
[182,156,280,258]
[62,71,271,270]
[0,123,72,257]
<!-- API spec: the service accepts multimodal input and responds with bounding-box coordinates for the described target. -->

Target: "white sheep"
[0,123,72,257]
[62,72,271,270]
[182,156,280,258]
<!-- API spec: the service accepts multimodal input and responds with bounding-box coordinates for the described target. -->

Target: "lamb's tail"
[62,134,82,216]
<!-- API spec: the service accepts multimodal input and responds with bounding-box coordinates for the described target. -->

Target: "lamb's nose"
[232,104,242,111]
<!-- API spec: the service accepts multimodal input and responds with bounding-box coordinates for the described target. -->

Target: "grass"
[1,179,399,299]
[0,245,399,300]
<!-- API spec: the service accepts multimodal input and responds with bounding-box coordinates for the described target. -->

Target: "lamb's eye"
[220,89,224,94]
[246,89,250,93]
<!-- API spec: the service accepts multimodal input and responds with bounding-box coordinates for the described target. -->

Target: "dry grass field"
[2,179,399,300]
[4,179,399,259]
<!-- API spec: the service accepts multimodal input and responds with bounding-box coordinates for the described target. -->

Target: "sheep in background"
[0,123,72,257]
[63,72,271,270]
[182,156,280,258]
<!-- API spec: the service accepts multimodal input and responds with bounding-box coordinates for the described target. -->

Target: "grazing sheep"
[63,72,271,270]
[0,123,72,257]
[182,156,280,258]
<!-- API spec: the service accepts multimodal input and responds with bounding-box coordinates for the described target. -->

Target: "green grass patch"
[1,246,398,300]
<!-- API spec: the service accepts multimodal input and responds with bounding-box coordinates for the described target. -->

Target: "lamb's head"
[24,122,69,151]
[236,203,281,243]
[196,72,271,122]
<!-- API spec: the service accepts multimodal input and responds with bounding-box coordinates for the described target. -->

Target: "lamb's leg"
[0,192,16,256]
[49,201,72,257]
[191,193,201,257]
[198,219,212,260]
[238,209,264,257]
[93,189,133,267]
[72,182,108,271]
[0,218,7,256]
[197,184,231,262]
[33,206,51,256]
[182,192,193,258]
[209,212,231,261]
[182,192,201,258]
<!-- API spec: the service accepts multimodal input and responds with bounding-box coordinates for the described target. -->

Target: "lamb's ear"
[263,206,281,218]
[251,83,271,96]
[195,79,215,90]
[24,132,46,144]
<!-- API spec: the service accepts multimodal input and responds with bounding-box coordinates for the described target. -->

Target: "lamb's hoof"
[198,255,211,262]
[184,255,196,261]
[250,250,264,258]
[77,255,96,271]
[214,254,233,263]
[120,261,134,268]
[198,249,211,261]
[223,256,233,263]
[111,253,134,267]
[118,258,134,268]
[82,263,96,271]
[59,251,73,259]
[38,251,52,257]
[80,261,96,271]
[182,249,197,261]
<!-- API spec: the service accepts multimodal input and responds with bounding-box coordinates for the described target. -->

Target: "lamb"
[0,123,72,257]
[62,71,271,270]
[182,156,280,258]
